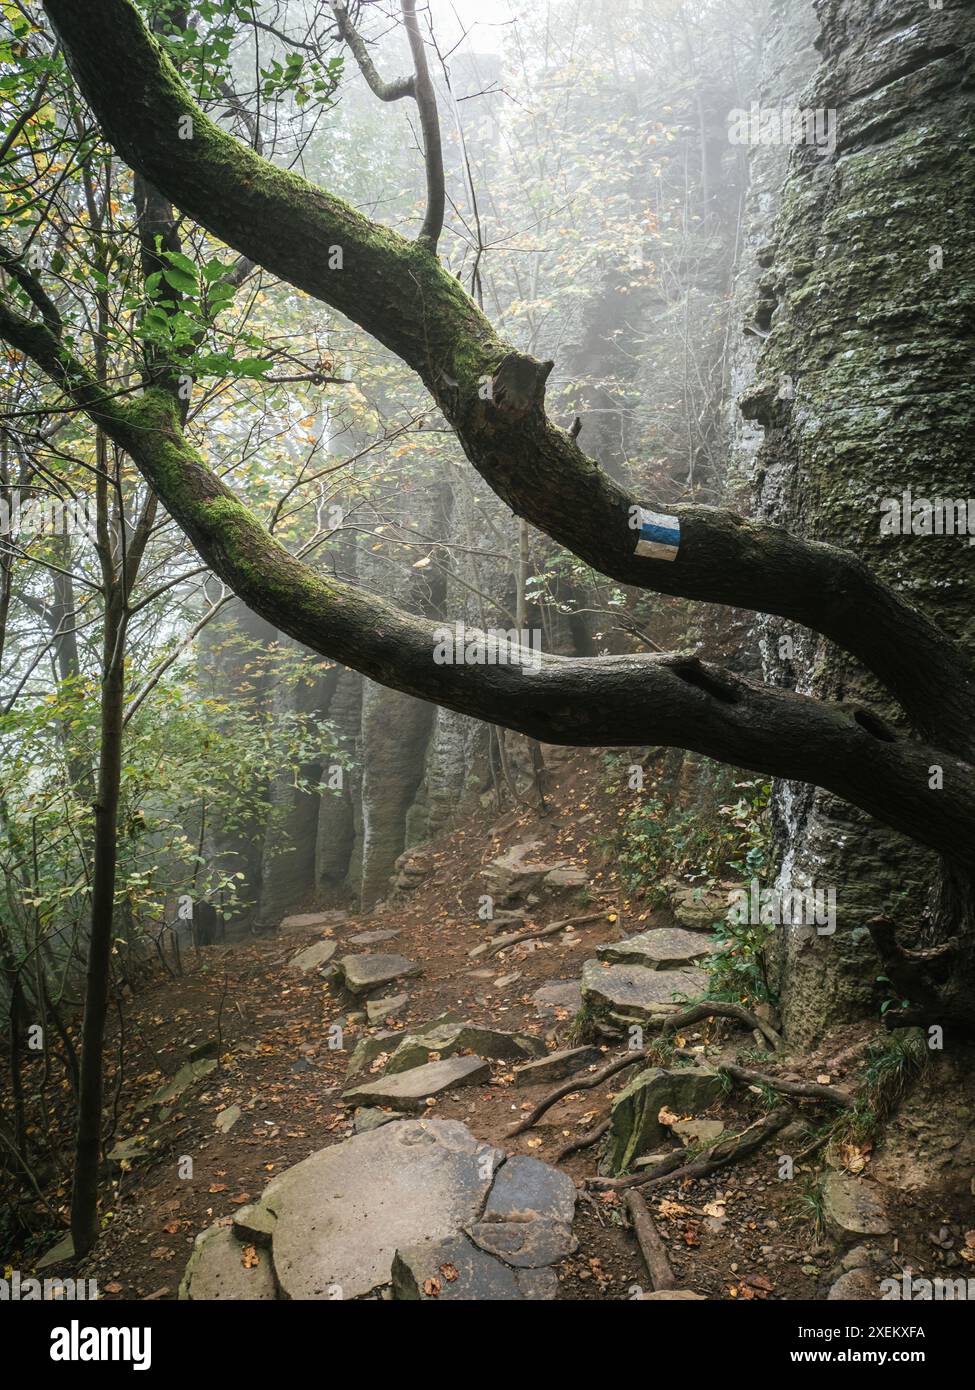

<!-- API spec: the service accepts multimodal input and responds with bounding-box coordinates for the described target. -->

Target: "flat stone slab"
[606,1067,724,1174]
[279,910,347,935]
[366,993,409,1024]
[340,953,422,995]
[348,929,401,945]
[823,1173,891,1237]
[140,1056,217,1112]
[215,1104,242,1133]
[240,1119,503,1300]
[467,1218,576,1267]
[353,1107,406,1134]
[513,1046,601,1088]
[342,1055,491,1111]
[392,1234,557,1301]
[596,928,713,970]
[346,1031,405,1078]
[581,960,706,1022]
[178,1226,276,1300]
[532,981,583,1018]
[288,939,337,975]
[386,1022,545,1075]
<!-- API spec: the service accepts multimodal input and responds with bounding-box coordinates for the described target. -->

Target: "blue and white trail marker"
[634,507,680,561]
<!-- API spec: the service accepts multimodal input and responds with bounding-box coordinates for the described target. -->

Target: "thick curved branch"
[41,0,975,758]
[3,301,975,870]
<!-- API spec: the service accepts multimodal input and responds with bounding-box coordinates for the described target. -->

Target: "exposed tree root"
[507,1050,642,1137]
[589,1105,793,1191]
[658,1000,782,1051]
[555,1117,610,1163]
[625,1189,677,1290]
[486,911,605,956]
[717,1062,853,1109]
[507,1000,782,1138]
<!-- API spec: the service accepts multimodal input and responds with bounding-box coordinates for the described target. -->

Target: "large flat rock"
[242,1119,503,1300]
[595,928,713,970]
[581,959,706,1022]
[342,1054,491,1111]
[182,1121,577,1302]
[339,953,422,995]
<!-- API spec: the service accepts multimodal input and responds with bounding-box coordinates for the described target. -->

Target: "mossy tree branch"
[38,0,975,761]
[2,296,975,870]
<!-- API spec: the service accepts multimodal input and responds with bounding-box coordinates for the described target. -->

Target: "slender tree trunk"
[69,595,124,1256]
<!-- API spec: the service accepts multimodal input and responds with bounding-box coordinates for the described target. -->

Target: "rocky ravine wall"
[735,0,975,1044]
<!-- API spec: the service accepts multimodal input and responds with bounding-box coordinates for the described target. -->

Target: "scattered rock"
[512,1046,601,1087]
[596,927,713,970]
[342,1055,491,1111]
[233,1203,277,1247]
[279,910,347,936]
[340,953,422,995]
[35,1233,74,1270]
[483,842,574,904]
[665,881,732,931]
[581,959,706,1024]
[346,1030,405,1078]
[542,865,588,893]
[288,939,337,975]
[348,929,401,945]
[827,1268,883,1300]
[366,993,409,1024]
[353,1107,406,1134]
[386,1022,544,1075]
[139,1056,218,1112]
[532,980,583,1019]
[605,1066,724,1173]
[215,1104,242,1133]
[822,1174,891,1238]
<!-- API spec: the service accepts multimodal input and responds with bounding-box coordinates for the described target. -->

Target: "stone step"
[581,959,707,1024]
[595,927,713,970]
[341,1054,491,1111]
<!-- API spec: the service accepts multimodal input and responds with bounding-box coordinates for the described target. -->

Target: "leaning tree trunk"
[743,0,975,1044]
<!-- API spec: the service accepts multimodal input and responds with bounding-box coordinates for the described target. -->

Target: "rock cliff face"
[736,0,975,1042]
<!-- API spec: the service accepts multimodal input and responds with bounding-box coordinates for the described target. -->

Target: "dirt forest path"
[40,751,968,1302]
